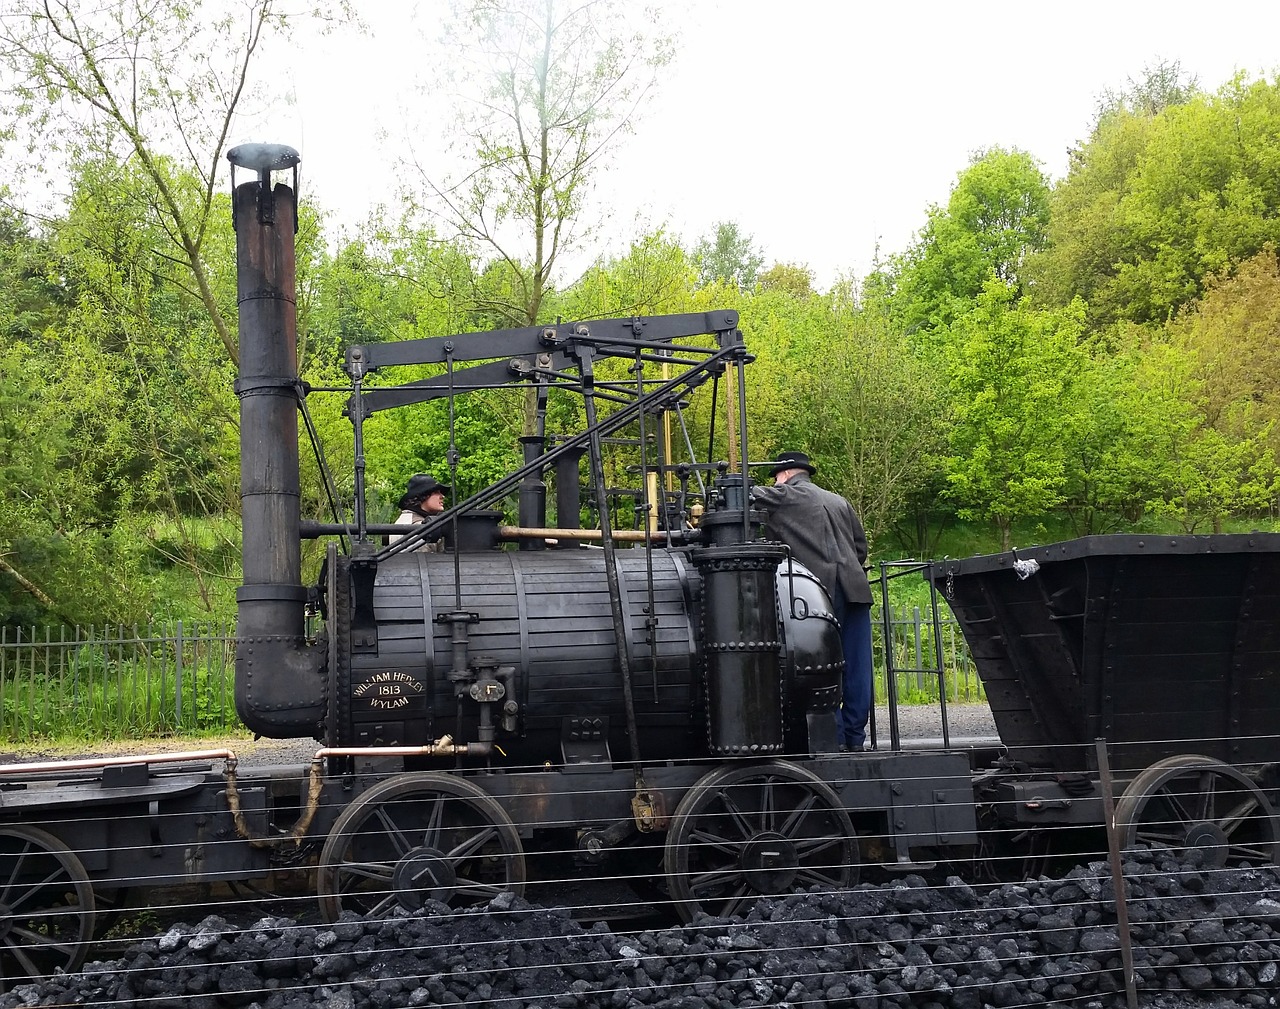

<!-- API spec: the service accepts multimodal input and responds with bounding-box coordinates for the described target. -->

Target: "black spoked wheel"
[316,772,526,921]
[664,761,858,923]
[0,826,95,989]
[1114,754,1280,867]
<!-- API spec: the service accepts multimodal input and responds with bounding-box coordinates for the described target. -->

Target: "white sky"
[252,0,1280,291]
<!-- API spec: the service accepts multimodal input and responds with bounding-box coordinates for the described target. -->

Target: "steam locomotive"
[224,141,971,918]
[0,144,1274,989]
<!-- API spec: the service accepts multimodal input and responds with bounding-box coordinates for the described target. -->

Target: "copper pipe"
[0,749,238,776]
[498,525,679,543]
[312,734,488,759]
[228,736,472,848]
[3,738,494,851]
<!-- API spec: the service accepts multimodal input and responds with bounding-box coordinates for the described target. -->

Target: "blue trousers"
[835,589,873,748]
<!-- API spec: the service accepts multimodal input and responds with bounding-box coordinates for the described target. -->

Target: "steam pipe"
[229,143,325,738]
[299,520,692,542]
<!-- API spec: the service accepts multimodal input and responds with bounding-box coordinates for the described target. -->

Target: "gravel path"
[873,702,999,746]
[0,702,1001,768]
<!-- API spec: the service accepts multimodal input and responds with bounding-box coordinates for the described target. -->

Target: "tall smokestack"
[229,143,324,738]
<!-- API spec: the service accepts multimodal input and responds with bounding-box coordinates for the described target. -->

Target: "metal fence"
[877,604,982,704]
[0,622,237,742]
[0,607,979,743]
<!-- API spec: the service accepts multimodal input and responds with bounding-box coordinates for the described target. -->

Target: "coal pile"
[7,850,1280,1009]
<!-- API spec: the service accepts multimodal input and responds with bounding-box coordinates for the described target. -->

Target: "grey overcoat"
[752,472,872,605]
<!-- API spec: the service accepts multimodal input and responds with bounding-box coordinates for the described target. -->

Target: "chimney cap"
[227,143,300,174]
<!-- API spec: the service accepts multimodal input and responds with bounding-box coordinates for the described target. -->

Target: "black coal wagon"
[931,535,1280,865]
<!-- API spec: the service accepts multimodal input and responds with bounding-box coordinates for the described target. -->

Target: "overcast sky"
[253,0,1280,291]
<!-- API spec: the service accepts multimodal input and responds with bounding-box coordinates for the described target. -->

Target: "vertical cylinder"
[693,543,788,755]
[231,159,324,739]
[234,179,304,637]
[519,435,547,549]
[555,446,587,533]
[699,473,755,547]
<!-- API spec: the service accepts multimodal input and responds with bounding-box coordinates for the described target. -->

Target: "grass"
[9,727,256,758]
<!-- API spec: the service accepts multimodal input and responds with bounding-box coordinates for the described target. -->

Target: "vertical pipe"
[22,626,30,738]
[146,621,154,728]
[349,373,368,539]
[583,388,643,771]
[735,357,750,543]
[130,623,138,732]
[931,575,950,748]
[706,372,719,467]
[61,625,68,731]
[660,356,673,493]
[913,606,923,690]
[880,562,899,751]
[233,175,304,637]
[42,625,49,736]
[159,621,167,731]
[633,354,658,701]
[221,620,229,728]
[725,367,737,471]
[555,446,587,533]
[1095,738,1140,1009]
[175,619,184,727]
[695,542,787,755]
[229,145,325,738]
[518,435,547,548]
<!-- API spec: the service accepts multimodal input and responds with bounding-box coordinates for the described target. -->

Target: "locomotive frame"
[0,145,1275,988]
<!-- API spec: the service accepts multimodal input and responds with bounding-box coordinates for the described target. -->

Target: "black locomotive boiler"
[0,144,1276,990]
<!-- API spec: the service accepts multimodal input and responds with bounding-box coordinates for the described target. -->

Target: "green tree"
[1031,74,1280,328]
[758,262,815,298]
[692,221,765,291]
[560,228,697,318]
[0,207,175,625]
[308,220,481,355]
[0,0,346,366]
[47,159,246,610]
[1058,336,1188,535]
[892,147,1050,337]
[716,277,946,555]
[1128,343,1279,533]
[799,292,946,555]
[1095,58,1201,121]
[942,281,1087,550]
[416,0,671,328]
[1169,248,1280,454]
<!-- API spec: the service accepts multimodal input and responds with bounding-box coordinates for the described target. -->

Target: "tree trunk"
[0,554,57,610]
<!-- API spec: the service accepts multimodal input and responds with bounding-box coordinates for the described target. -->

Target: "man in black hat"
[391,473,447,552]
[752,451,873,750]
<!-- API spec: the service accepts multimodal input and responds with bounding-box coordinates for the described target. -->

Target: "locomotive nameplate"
[352,670,425,711]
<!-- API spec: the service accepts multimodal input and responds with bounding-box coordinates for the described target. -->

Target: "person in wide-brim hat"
[392,473,447,551]
[769,451,816,479]
[398,474,447,511]
[752,448,874,752]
